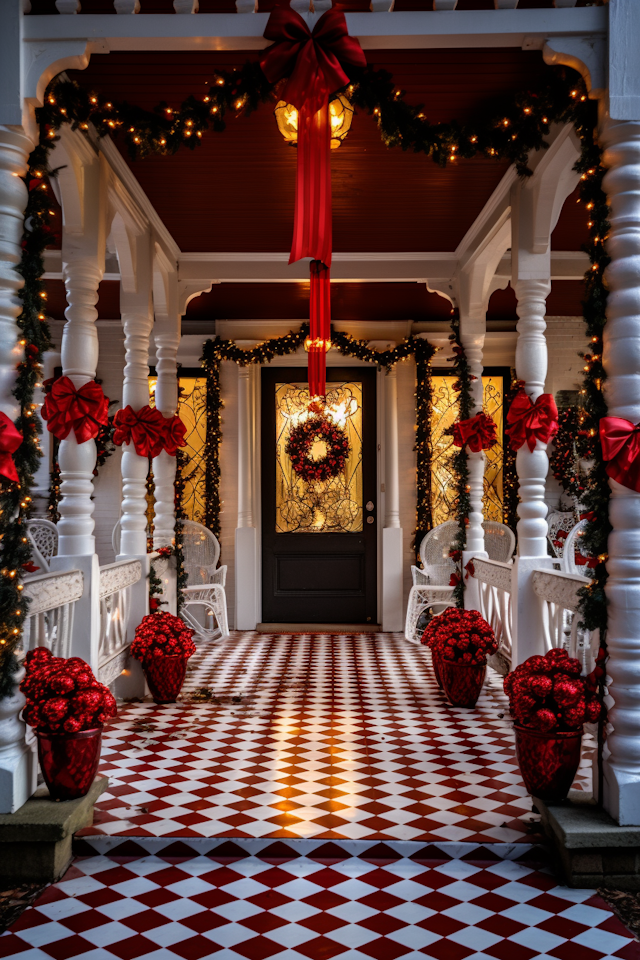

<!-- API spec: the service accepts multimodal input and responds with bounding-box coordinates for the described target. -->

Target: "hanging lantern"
[274,94,354,149]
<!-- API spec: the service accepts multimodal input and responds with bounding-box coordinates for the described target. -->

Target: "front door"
[261,367,377,624]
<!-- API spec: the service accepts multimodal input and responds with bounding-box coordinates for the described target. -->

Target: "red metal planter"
[37,727,102,801]
[441,660,486,707]
[143,655,188,704]
[515,725,582,802]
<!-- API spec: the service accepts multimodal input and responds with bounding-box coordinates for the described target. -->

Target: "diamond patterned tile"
[81,633,594,843]
[3,841,637,960]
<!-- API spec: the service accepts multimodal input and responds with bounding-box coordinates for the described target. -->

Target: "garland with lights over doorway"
[0,51,613,695]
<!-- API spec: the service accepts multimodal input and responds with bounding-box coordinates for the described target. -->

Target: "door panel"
[261,367,377,623]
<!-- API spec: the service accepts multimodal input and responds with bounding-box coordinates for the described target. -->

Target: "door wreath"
[286,415,350,483]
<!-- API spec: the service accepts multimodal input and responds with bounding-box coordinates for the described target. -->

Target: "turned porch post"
[459,321,488,610]
[151,314,179,614]
[0,126,38,813]
[235,363,258,630]
[600,113,640,825]
[382,364,403,630]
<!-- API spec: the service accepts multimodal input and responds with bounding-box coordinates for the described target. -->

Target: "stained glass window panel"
[430,375,505,527]
[275,381,363,533]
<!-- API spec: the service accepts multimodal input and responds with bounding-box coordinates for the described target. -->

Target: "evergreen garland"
[447,315,474,608]
[201,325,435,549]
[174,447,188,612]
[502,373,520,534]
[549,406,588,503]
[0,54,612,697]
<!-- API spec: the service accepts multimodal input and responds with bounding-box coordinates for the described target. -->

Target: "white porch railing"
[531,568,594,670]
[472,558,514,663]
[22,570,84,659]
[98,559,142,686]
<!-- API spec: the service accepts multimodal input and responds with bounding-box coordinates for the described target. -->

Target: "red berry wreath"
[286,415,350,483]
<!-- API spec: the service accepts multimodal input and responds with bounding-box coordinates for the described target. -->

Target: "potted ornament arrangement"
[131,611,196,704]
[504,648,604,802]
[21,648,117,801]
[421,607,498,707]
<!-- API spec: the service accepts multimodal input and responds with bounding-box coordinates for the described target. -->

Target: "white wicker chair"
[26,519,58,574]
[546,510,576,560]
[561,519,596,578]
[405,519,516,642]
[180,520,229,641]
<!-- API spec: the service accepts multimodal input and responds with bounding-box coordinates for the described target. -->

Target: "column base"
[462,549,487,612]
[382,527,404,632]
[235,526,258,630]
[0,738,37,816]
[603,761,640,826]
[511,554,554,666]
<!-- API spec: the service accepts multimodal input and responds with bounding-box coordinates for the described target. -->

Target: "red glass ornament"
[441,660,486,707]
[515,725,582,802]
[37,727,102,801]
[143,655,188,704]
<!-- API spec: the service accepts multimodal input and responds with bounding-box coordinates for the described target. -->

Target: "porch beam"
[23,8,607,52]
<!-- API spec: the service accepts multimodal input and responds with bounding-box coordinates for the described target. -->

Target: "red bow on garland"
[506,389,558,452]
[260,6,366,398]
[452,413,497,453]
[113,405,167,459]
[41,377,109,444]
[599,416,640,493]
[113,406,188,458]
[0,412,23,483]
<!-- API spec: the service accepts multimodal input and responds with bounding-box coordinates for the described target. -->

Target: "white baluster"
[601,115,640,825]
[174,0,198,10]
[460,323,488,611]
[55,0,81,11]
[114,0,140,11]
[382,365,403,630]
[152,322,179,551]
[119,299,153,559]
[0,125,37,814]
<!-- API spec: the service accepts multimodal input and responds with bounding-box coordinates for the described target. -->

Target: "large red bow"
[0,412,22,483]
[41,377,109,444]
[506,389,558,452]
[261,6,365,399]
[452,413,497,453]
[163,415,187,456]
[600,416,640,492]
[113,405,167,459]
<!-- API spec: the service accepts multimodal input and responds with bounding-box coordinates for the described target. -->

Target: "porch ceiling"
[67,48,587,256]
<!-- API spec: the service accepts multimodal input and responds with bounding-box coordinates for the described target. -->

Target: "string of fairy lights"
[0,56,611,695]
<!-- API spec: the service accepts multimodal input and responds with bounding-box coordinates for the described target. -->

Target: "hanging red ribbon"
[113,405,167,459]
[0,412,23,483]
[261,6,365,397]
[452,413,497,453]
[163,414,188,456]
[505,389,558,452]
[599,416,640,493]
[41,377,109,444]
[308,259,331,399]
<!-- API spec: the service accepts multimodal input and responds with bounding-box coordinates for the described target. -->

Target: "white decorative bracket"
[542,36,606,101]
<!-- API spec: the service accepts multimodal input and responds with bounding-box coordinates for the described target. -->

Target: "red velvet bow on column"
[0,412,23,483]
[452,413,497,453]
[506,389,558,452]
[599,416,640,493]
[261,6,365,397]
[163,414,187,456]
[41,377,109,444]
[113,405,167,459]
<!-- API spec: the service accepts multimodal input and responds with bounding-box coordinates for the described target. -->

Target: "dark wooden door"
[261,367,377,624]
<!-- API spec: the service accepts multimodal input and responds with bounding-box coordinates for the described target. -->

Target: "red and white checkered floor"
[3,633,635,960]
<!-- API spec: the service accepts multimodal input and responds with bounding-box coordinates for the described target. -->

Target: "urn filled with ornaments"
[421,608,498,707]
[21,648,117,801]
[504,648,604,802]
[131,611,196,704]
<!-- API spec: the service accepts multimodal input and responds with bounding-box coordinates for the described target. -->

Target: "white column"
[460,322,488,611]
[510,277,554,665]
[235,364,258,629]
[119,300,153,559]
[382,365,403,630]
[600,115,640,825]
[56,257,103,557]
[0,125,38,814]
[151,320,179,615]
